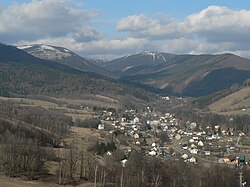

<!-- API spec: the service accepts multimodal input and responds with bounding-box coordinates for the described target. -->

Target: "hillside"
[99,52,250,96]
[0,44,154,102]
[99,51,176,75]
[209,87,250,115]
[18,44,116,78]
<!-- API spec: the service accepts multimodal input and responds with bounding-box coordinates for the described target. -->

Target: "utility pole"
[239,166,243,187]
[238,161,246,187]
[120,167,124,187]
[94,164,98,187]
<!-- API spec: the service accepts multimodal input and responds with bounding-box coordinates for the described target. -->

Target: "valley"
[0,43,250,187]
[1,1,250,186]
[0,93,249,186]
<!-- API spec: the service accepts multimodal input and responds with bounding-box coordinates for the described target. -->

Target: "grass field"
[0,95,111,149]
[0,175,98,187]
[0,94,119,109]
[0,95,115,121]
[64,127,102,150]
[0,96,59,108]
[209,87,250,115]
[0,95,113,186]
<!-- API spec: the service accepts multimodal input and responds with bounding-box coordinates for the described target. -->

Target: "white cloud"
[117,14,185,39]
[2,2,250,59]
[0,0,100,42]
[117,15,152,31]
[17,36,150,59]
[73,27,104,42]
[186,6,250,42]
[115,6,250,58]
[117,6,250,43]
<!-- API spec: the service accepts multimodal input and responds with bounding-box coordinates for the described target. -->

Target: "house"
[191,144,197,149]
[135,141,140,145]
[189,157,197,163]
[182,154,189,159]
[190,122,197,130]
[98,124,105,130]
[239,132,245,136]
[190,149,198,154]
[149,150,157,156]
[206,135,217,140]
[162,96,170,100]
[197,132,202,136]
[121,159,127,167]
[192,136,199,140]
[132,117,139,124]
[204,151,211,156]
[224,155,237,164]
[121,117,126,122]
[198,141,204,147]
[134,133,139,139]
[182,145,188,150]
[175,134,181,140]
[107,151,112,156]
[189,139,195,143]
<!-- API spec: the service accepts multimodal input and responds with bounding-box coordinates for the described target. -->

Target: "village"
[94,99,250,169]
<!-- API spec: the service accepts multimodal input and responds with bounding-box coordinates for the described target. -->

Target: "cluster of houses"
[95,107,250,166]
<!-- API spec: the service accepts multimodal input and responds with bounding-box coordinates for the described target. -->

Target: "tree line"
[166,103,250,134]
[0,100,72,136]
[45,146,250,187]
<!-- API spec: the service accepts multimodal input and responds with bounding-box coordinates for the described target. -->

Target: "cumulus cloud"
[186,6,250,42]
[0,0,101,42]
[115,6,250,58]
[18,36,150,59]
[117,15,152,31]
[118,6,250,43]
[2,2,250,59]
[117,14,185,39]
[73,27,104,42]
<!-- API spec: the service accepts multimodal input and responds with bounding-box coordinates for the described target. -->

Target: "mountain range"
[2,43,250,98]
[0,43,152,101]
[18,44,115,78]
[100,51,250,96]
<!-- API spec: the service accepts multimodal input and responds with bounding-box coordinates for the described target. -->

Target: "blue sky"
[83,0,250,18]
[83,0,250,38]
[1,0,250,59]
[3,0,249,18]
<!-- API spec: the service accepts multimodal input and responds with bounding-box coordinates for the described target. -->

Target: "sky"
[1,0,250,59]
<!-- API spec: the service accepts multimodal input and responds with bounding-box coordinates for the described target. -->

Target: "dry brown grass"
[0,96,58,108]
[59,96,119,109]
[209,87,250,115]
[0,94,119,110]
[0,96,101,121]
[64,127,108,151]
[0,175,79,187]
[0,175,99,187]
[0,96,113,187]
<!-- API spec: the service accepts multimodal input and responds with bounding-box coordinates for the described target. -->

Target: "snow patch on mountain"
[17,45,33,50]
[19,44,72,60]
[141,51,158,56]
[140,51,175,62]
[40,45,57,51]
[161,55,166,62]
[122,65,134,72]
